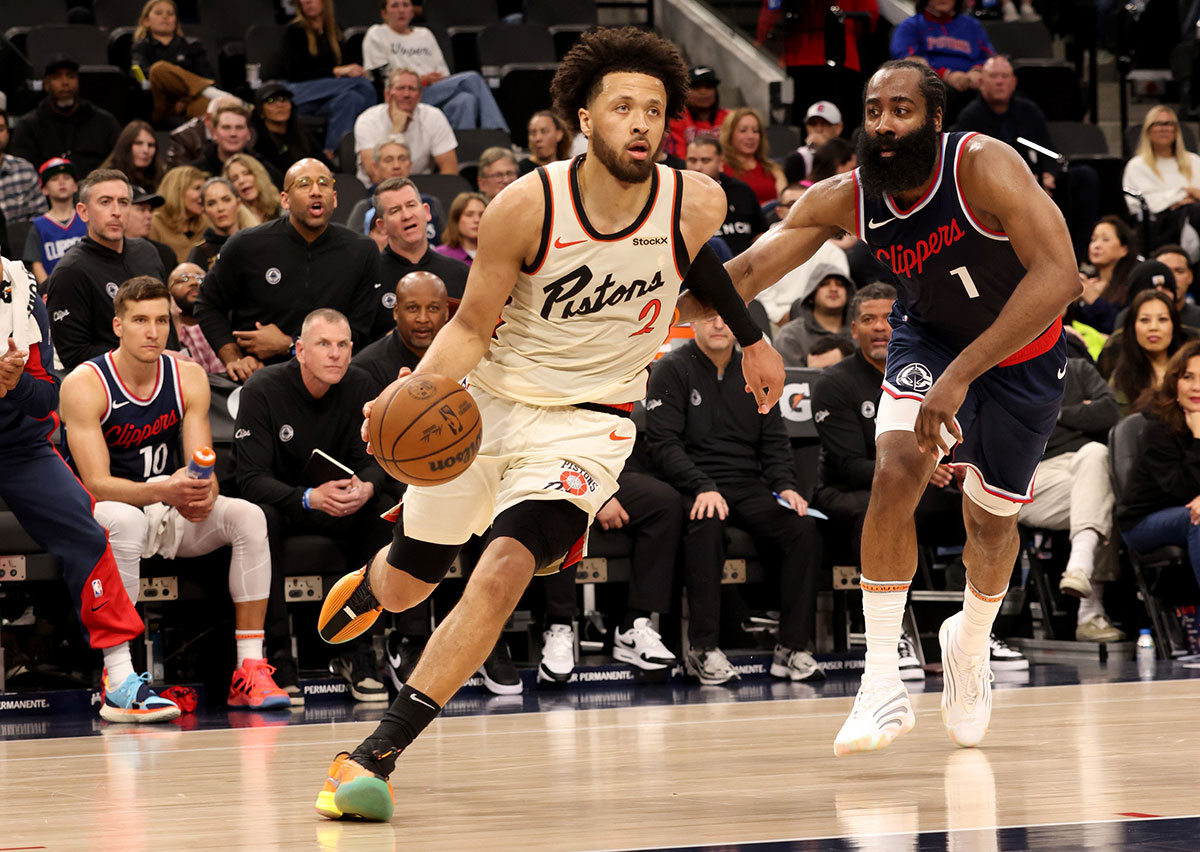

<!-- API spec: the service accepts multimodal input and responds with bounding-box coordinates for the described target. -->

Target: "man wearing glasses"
[195,159,382,381]
[475,147,520,202]
[167,262,224,375]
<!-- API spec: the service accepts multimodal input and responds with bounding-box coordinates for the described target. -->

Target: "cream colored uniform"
[403,156,690,544]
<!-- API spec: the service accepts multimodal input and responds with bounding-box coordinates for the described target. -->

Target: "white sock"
[235,629,264,666]
[1077,580,1105,624]
[861,578,911,680]
[1066,529,1100,577]
[960,579,1005,658]
[103,642,136,685]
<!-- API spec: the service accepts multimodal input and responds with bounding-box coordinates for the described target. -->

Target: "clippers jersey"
[83,352,184,482]
[469,156,689,407]
[852,131,1033,353]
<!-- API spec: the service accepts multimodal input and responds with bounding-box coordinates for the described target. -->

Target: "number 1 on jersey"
[951,266,980,299]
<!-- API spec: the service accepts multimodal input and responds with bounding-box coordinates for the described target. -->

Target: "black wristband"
[683,243,763,347]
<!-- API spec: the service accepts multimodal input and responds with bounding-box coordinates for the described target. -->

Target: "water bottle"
[1136,628,1156,680]
[186,446,216,480]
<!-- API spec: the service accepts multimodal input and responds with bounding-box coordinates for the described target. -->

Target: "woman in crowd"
[224,154,281,223]
[280,0,376,160]
[187,177,256,270]
[101,120,166,190]
[1122,105,1200,247]
[1110,289,1186,416]
[131,0,231,123]
[1077,215,1138,335]
[435,192,487,266]
[1117,338,1200,592]
[519,111,573,176]
[149,165,209,263]
[719,107,786,205]
[251,82,327,176]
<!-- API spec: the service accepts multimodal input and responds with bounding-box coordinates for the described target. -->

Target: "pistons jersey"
[470,155,689,407]
[83,352,184,482]
[852,131,1035,353]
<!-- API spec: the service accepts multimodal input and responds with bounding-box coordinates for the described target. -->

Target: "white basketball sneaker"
[939,612,995,748]
[833,675,915,756]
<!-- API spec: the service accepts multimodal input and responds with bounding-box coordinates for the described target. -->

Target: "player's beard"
[591,130,655,184]
[856,114,940,200]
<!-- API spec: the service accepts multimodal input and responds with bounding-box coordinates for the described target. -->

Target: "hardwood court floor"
[1,678,1197,851]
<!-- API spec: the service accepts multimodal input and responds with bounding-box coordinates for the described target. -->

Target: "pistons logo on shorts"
[896,363,934,393]
[545,461,597,496]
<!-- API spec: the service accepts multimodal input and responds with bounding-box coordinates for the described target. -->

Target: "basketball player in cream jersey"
[313,27,785,822]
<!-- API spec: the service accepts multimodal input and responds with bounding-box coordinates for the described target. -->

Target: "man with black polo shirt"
[685,135,765,257]
[373,176,467,338]
[354,270,447,391]
[194,158,381,382]
[45,169,175,371]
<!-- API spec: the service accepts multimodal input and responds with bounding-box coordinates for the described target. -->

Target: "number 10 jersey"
[83,351,184,482]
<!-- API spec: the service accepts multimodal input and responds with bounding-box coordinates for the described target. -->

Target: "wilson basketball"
[369,374,482,486]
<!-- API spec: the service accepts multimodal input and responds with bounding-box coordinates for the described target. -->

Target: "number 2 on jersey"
[629,299,661,337]
[951,266,980,299]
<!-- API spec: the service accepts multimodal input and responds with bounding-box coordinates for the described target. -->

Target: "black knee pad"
[488,500,589,573]
[386,516,463,584]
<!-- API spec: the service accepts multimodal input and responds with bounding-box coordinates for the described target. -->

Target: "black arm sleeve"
[682,242,763,347]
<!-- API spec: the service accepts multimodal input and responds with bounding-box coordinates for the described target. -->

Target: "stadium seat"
[424,0,499,74]
[107,26,136,73]
[337,131,357,176]
[333,176,367,223]
[27,25,110,70]
[765,125,801,160]
[0,0,66,28]
[344,197,372,233]
[194,0,276,45]
[79,65,133,122]
[1047,121,1109,156]
[523,0,597,58]
[1012,60,1083,121]
[411,173,473,216]
[982,20,1055,59]
[454,128,512,164]
[243,24,284,83]
[4,220,32,263]
[496,64,558,148]
[342,25,368,68]
[477,23,555,77]
[92,0,149,29]
[336,0,386,27]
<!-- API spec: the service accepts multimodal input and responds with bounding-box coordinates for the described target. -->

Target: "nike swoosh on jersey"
[609,430,632,441]
[91,602,108,612]
[1057,365,1067,379]
[111,400,130,409]
[868,217,896,229]
[554,237,587,248]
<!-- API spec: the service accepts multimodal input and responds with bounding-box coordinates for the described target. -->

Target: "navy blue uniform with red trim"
[851,131,1066,505]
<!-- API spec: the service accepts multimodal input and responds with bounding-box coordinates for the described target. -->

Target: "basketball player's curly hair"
[550,27,690,134]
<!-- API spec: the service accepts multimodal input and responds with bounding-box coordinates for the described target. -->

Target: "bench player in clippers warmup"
[680,59,1080,754]
[313,26,785,821]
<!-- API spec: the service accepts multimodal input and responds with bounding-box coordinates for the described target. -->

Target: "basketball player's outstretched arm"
[913,136,1082,456]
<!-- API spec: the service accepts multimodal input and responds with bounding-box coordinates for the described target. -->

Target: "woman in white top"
[362,0,509,132]
[1123,105,1200,244]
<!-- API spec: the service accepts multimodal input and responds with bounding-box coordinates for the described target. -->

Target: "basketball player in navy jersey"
[312,27,785,821]
[684,59,1081,754]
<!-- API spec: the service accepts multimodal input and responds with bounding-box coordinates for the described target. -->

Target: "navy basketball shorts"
[877,318,1066,517]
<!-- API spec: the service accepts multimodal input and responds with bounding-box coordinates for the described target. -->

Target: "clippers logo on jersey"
[540,267,666,321]
[896,363,933,393]
[544,462,598,496]
[877,218,966,279]
[105,410,180,449]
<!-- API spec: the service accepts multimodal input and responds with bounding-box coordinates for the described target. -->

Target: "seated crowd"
[2,0,1200,725]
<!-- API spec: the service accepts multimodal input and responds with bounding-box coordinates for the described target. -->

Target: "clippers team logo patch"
[896,363,934,393]
[690,389,702,407]
[265,267,282,285]
[382,292,396,309]
[279,424,294,442]
[861,400,876,419]
[545,462,597,496]
[106,282,119,299]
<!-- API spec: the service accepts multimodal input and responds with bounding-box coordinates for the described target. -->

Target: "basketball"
[368,374,482,485]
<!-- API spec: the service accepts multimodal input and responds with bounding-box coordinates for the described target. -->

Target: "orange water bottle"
[187,446,216,479]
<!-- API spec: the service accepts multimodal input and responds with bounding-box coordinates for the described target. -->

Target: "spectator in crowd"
[362,0,509,132]
[9,55,121,178]
[1108,254,1200,357]
[1017,356,1125,642]
[475,147,520,202]
[354,67,457,186]
[807,137,857,183]
[1151,244,1200,322]
[167,261,223,374]
[756,238,851,326]
[774,264,855,367]
[365,206,387,251]
[59,276,290,713]
[251,82,326,177]
[1110,288,1186,415]
[165,95,243,168]
[150,165,209,263]
[353,270,446,390]
[0,254,157,724]
[0,108,46,226]
[132,0,231,123]
[806,334,854,369]
[195,158,381,380]
[890,0,994,119]
[434,192,485,266]
[720,107,786,205]
[768,182,806,227]
[100,120,167,192]
[189,101,283,187]
[1076,215,1137,335]
[125,184,176,276]
[784,100,844,185]
[233,308,394,702]
[685,135,766,257]
[187,176,256,270]
[1118,339,1200,596]
[224,153,281,223]
[953,56,1099,259]
[281,0,377,159]
[646,315,824,685]
[46,169,175,371]
[755,1,877,79]
[664,65,729,160]
[22,158,84,283]
[1123,105,1200,248]
[519,110,573,176]
[362,137,442,241]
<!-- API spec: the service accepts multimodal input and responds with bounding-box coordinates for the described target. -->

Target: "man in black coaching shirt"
[353,270,448,392]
